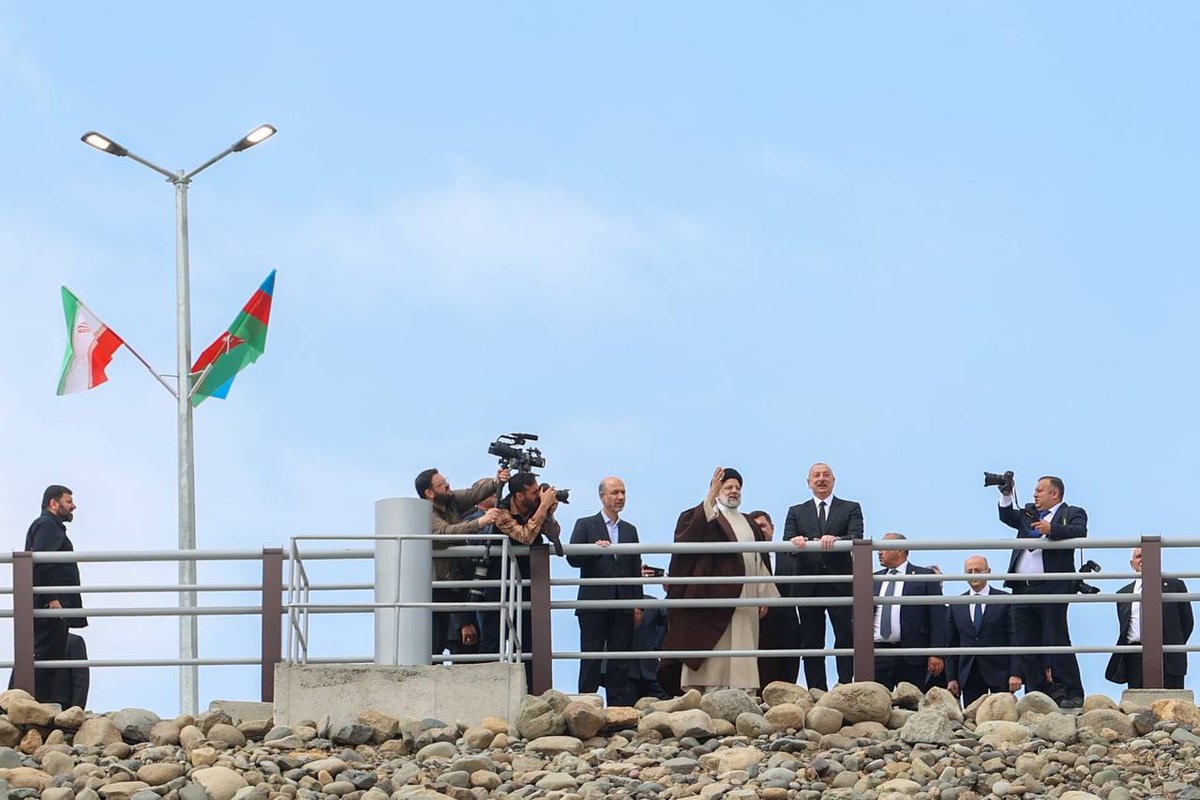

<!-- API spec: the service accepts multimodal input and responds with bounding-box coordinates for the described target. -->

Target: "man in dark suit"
[23,485,88,707]
[566,476,641,706]
[629,590,669,701]
[872,533,946,690]
[749,510,802,687]
[778,462,864,690]
[998,474,1087,707]
[945,555,1021,707]
[1106,547,1194,690]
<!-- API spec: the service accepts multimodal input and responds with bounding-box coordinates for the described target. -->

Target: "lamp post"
[81,125,277,714]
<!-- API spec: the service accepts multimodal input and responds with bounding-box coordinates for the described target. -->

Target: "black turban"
[721,467,743,487]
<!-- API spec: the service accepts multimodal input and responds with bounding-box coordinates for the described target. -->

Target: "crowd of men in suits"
[420,462,1195,708]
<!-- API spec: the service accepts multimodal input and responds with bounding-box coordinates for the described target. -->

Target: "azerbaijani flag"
[189,270,276,406]
[57,287,126,395]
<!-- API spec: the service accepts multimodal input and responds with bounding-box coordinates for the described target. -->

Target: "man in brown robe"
[660,467,776,693]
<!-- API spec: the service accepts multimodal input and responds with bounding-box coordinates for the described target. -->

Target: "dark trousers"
[578,611,635,706]
[34,618,69,706]
[432,588,477,662]
[1011,584,1083,698]
[477,587,533,690]
[1123,656,1186,690]
[758,607,801,687]
[799,582,854,690]
[961,669,1006,707]
[874,645,929,691]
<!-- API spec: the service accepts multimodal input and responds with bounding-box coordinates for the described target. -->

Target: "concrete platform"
[209,699,274,724]
[1121,687,1195,708]
[273,662,525,728]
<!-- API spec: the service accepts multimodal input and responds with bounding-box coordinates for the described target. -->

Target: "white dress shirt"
[874,566,904,643]
[969,585,991,626]
[1001,496,1062,576]
[1129,578,1142,644]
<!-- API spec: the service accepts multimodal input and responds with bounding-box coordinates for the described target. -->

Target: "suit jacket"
[874,562,946,665]
[1105,578,1194,682]
[945,587,1017,689]
[25,512,87,628]
[1000,502,1087,593]
[566,513,641,615]
[777,496,864,597]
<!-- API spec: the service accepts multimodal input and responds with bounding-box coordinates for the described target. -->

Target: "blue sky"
[2,3,1198,713]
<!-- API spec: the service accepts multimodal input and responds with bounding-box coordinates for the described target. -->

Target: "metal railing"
[3,531,1195,707]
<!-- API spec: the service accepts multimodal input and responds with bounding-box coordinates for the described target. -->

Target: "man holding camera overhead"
[415,466,509,659]
[996,474,1087,707]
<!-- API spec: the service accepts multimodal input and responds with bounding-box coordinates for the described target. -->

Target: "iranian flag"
[57,287,126,395]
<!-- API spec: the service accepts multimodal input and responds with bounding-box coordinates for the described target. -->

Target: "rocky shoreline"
[0,682,1197,800]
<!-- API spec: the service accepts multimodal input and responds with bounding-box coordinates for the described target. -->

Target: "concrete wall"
[273,663,525,728]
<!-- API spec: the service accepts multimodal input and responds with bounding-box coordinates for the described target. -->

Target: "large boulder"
[113,709,160,743]
[190,766,248,800]
[603,707,639,731]
[514,696,565,740]
[667,709,716,739]
[73,717,123,748]
[561,702,605,740]
[1015,691,1059,717]
[1077,709,1134,739]
[0,689,35,711]
[652,689,702,713]
[1152,699,1200,727]
[761,682,813,710]
[975,693,1018,723]
[919,686,964,722]
[815,682,891,724]
[806,706,844,735]
[700,689,761,724]
[734,712,775,737]
[525,735,584,756]
[7,699,55,727]
[899,710,955,744]
[976,720,1030,748]
[355,709,400,743]
[764,703,807,731]
[1033,712,1078,745]
[891,682,924,710]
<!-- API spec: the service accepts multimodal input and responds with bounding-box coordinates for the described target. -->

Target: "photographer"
[996,474,1087,707]
[481,472,562,688]
[415,466,509,660]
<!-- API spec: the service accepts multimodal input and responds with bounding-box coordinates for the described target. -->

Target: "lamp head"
[81,131,128,157]
[231,124,277,153]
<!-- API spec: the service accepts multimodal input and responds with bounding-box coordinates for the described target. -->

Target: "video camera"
[485,432,567,556]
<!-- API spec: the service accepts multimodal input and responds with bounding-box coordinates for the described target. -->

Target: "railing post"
[852,538,875,683]
[529,543,553,694]
[261,548,284,702]
[1140,534,1164,689]
[12,552,34,695]
[374,498,432,665]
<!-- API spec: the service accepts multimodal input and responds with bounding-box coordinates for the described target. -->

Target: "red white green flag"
[189,269,276,406]
[57,287,126,395]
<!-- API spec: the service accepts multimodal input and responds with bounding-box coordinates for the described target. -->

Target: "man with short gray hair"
[567,476,641,705]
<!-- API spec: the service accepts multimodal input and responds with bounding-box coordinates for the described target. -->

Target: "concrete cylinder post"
[375,498,433,665]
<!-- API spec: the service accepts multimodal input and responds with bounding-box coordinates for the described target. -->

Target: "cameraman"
[481,472,561,689]
[997,474,1087,707]
[415,466,509,660]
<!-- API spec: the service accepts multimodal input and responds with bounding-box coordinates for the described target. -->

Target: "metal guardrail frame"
[0,531,1192,707]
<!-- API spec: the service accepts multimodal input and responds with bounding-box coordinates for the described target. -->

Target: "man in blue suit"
[998,475,1087,707]
[945,555,1021,707]
[873,532,946,690]
[567,476,641,705]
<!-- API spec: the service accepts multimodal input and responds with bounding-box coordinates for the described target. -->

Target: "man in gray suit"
[567,476,641,705]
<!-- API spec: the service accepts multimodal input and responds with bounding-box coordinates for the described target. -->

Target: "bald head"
[964,554,990,592]
[598,476,626,519]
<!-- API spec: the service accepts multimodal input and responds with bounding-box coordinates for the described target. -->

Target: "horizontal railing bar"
[35,657,262,667]
[34,606,263,618]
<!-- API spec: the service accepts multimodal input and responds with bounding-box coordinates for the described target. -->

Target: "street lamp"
[81,124,277,715]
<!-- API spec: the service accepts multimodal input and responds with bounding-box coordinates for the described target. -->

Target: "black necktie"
[818,500,827,532]
[879,569,898,639]
[973,596,983,631]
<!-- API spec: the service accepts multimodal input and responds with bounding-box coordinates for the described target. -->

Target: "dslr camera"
[1074,559,1101,595]
[983,470,1015,494]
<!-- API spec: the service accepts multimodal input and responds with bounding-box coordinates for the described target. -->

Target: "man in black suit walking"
[998,474,1087,707]
[566,476,641,705]
[779,462,864,690]
[872,533,946,690]
[1105,547,1194,690]
[945,555,1021,707]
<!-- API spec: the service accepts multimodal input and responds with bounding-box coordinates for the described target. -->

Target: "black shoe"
[1060,696,1084,709]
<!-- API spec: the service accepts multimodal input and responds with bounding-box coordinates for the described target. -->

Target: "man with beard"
[661,468,777,692]
[415,466,509,659]
[567,476,641,705]
[778,462,864,690]
[491,472,562,689]
[23,485,87,706]
[748,510,802,687]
